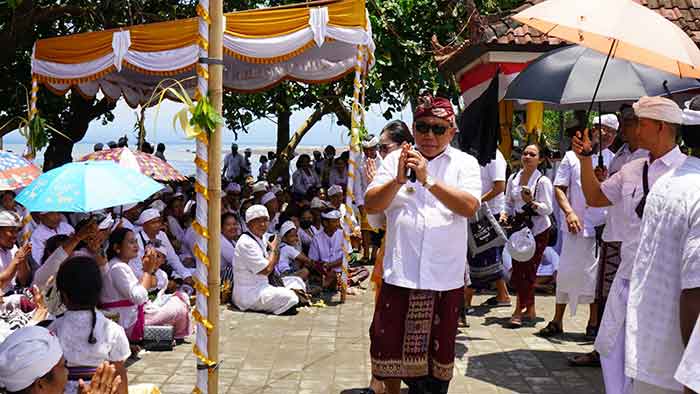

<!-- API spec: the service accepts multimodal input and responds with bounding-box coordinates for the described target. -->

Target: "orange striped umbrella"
[79,148,186,182]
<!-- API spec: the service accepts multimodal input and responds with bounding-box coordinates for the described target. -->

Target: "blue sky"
[5,99,414,147]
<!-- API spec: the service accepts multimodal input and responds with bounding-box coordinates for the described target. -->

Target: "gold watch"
[422,175,436,189]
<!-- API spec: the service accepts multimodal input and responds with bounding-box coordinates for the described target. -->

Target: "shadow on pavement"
[464,349,603,393]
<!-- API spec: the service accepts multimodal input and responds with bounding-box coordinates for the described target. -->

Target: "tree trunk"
[43,94,116,171]
[268,105,325,183]
[274,109,292,184]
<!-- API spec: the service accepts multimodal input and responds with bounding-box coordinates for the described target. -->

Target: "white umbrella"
[513,0,700,78]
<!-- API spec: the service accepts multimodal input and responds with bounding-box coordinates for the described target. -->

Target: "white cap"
[321,210,342,220]
[137,208,161,225]
[327,185,343,197]
[98,213,114,230]
[260,192,277,205]
[0,326,63,392]
[633,96,683,125]
[245,204,269,223]
[594,114,619,130]
[310,197,326,209]
[683,99,700,126]
[225,183,242,194]
[245,147,252,153]
[362,134,379,148]
[252,181,268,193]
[149,200,166,213]
[506,228,536,262]
[0,210,21,227]
[279,220,296,237]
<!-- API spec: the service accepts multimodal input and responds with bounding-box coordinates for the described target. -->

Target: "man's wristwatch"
[422,175,436,189]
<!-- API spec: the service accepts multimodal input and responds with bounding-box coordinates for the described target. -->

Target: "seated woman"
[101,228,190,343]
[51,256,130,394]
[232,205,298,315]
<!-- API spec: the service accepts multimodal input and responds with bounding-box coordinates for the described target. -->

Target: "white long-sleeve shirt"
[504,168,554,236]
[100,257,149,332]
[135,230,192,280]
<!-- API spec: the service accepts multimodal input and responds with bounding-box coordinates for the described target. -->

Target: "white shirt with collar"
[308,228,345,273]
[135,230,192,280]
[601,145,686,280]
[626,156,700,390]
[232,232,271,310]
[595,146,686,359]
[554,149,614,237]
[601,145,649,243]
[367,146,482,291]
[30,221,74,264]
[504,168,554,237]
[481,149,507,215]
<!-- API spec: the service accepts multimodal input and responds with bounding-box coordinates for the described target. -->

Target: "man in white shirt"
[620,97,700,394]
[135,209,193,284]
[570,97,687,392]
[30,212,74,265]
[365,94,481,394]
[0,211,30,295]
[222,143,246,182]
[232,205,298,315]
[537,122,615,339]
[464,148,510,311]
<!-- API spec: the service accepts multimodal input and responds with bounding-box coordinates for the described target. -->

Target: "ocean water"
[4,143,345,178]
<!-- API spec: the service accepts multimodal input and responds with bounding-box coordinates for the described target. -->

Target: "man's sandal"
[535,321,563,338]
[568,351,601,367]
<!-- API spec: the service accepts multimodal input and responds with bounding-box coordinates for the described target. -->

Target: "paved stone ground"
[128,288,603,394]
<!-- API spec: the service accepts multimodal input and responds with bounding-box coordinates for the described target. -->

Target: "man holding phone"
[365,93,481,394]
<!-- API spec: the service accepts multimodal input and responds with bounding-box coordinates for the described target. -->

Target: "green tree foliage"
[0,0,526,170]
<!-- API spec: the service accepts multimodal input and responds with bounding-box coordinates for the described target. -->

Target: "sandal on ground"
[481,296,512,307]
[508,316,523,329]
[535,321,563,338]
[568,351,601,367]
[585,325,599,339]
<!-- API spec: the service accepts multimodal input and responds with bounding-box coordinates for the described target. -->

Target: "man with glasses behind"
[365,93,481,394]
[572,97,686,394]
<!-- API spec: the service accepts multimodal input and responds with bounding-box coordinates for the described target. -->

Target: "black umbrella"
[504,45,700,109]
[505,45,700,166]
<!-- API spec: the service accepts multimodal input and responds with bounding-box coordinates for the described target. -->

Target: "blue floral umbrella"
[16,161,164,212]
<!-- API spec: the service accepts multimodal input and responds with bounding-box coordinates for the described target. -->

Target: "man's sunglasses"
[415,122,450,136]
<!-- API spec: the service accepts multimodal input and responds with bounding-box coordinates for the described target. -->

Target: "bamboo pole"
[206,0,223,392]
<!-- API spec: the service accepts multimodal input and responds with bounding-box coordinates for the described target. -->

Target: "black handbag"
[142,325,174,351]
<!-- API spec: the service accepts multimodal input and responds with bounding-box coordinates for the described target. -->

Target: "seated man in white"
[232,204,299,315]
[134,209,193,285]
